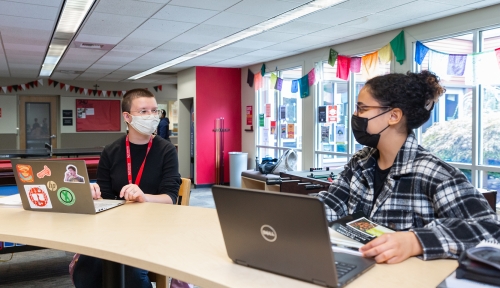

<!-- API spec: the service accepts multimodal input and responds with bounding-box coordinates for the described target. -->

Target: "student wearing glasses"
[73,88,181,288]
[318,71,500,264]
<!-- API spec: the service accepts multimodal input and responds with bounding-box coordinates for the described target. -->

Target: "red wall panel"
[195,67,241,185]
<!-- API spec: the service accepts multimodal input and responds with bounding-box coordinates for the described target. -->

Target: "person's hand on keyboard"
[120,184,146,203]
[359,232,423,264]
[90,183,101,199]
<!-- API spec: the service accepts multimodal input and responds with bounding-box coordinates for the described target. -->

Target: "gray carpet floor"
[0,186,214,287]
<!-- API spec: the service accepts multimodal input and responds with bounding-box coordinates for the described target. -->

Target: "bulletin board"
[76,99,121,132]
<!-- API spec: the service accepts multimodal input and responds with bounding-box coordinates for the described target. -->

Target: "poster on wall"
[280,105,286,120]
[246,105,253,125]
[259,114,264,127]
[265,103,271,117]
[76,99,121,132]
[270,121,276,135]
[321,126,329,143]
[280,124,287,138]
[318,106,326,123]
[336,124,346,143]
[287,124,294,139]
[327,105,338,123]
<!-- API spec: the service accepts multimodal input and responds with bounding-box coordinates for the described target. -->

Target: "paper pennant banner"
[390,30,405,65]
[299,75,309,98]
[328,48,338,67]
[308,68,315,86]
[351,57,362,73]
[336,56,351,81]
[415,41,429,65]
[275,77,283,91]
[270,73,277,88]
[378,44,392,64]
[260,63,266,76]
[254,72,262,91]
[291,80,298,93]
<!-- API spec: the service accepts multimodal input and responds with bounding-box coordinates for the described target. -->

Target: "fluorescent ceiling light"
[39,0,96,77]
[128,0,347,80]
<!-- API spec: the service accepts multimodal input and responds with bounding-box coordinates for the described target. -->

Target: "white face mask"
[127,114,160,136]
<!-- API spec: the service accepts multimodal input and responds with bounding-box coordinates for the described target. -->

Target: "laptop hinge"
[235,259,248,266]
[312,279,327,287]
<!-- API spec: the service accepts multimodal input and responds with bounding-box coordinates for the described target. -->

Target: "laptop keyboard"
[335,261,357,278]
[94,202,118,212]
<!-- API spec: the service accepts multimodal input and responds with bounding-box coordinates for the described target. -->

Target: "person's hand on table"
[120,184,146,203]
[90,183,101,199]
[359,231,423,264]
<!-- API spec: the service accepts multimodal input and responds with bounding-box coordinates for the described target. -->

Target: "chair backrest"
[177,177,191,206]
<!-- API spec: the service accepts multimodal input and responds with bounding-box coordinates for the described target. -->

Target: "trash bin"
[229,152,248,187]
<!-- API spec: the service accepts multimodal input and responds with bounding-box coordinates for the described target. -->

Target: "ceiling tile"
[170,33,222,45]
[75,34,124,45]
[225,0,299,17]
[425,0,491,5]
[94,0,165,17]
[50,72,79,80]
[0,15,54,30]
[204,46,255,57]
[417,5,477,21]
[152,5,219,23]
[247,31,300,43]
[340,14,411,30]
[298,7,372,25]
[334,0,416,13]
[307,27,371,39]
[157,41,204,52]
[271,21,333,35]
[228,39,277,49]
[168,0,241,10]
[79,12,147,37]
[0,1,59,20]
[264,41,312,51]
[243,49,287,57]
[378,1,458,19]
[6,0,62,7]
[140,18,197,34]
[204,12,268,28]
[112,45,153,54]
[186,24,241,38]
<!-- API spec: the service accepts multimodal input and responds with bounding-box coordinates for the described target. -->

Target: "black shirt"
[97,135,181,203]
[373,162,391,203]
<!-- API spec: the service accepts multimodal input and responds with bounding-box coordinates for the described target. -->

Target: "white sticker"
[24,185,52,209]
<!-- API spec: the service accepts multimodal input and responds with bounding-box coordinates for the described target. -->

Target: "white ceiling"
[0,0,499,84]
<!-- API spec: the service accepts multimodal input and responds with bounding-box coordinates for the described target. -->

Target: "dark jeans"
[73,255,152,288]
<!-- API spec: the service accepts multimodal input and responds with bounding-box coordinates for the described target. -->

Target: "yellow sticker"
[47,181,57,191]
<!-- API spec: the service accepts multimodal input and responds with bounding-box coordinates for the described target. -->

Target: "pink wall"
[195,67,241,185]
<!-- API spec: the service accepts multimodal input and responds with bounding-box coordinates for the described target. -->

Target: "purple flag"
[415,41,429,65]
[447,54,467,76]
[350,57,361,73]
[275,77,283,91]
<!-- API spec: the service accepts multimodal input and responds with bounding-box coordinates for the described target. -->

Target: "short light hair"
[122,88,155,112]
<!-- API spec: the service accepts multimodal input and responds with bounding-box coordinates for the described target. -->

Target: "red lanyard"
[126,135,153,185]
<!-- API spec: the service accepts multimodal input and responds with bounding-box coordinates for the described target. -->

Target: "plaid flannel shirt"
[318,133,500,260]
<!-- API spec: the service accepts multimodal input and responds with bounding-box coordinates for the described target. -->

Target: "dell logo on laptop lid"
[261,225,277,242]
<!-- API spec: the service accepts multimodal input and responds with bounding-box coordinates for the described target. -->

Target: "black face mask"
[351,109,392,148]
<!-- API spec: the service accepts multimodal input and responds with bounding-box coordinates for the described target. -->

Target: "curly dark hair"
[364,70,445,133]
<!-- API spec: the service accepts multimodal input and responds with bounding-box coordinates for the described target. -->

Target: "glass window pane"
[480,27,500,167]
[26,103,50,150]
[484,171,500,204]
[419,35,473,164]
[422,88,472,163]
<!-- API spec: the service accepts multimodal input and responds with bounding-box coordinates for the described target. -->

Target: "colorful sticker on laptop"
[16,164,34,183]
[57,187,76,206]
[24,185,52,209]
[47,181,57,191]
[36,165,52,179]
[63,164,85,183]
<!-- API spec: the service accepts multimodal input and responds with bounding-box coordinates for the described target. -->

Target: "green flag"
[328,49,338,67]
[390,31,406,65]
[259,114,264,127]
[299,75,309,98]
[260,63,266,76]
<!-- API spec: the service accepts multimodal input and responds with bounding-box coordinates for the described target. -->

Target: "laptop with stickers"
[10,159,125,214]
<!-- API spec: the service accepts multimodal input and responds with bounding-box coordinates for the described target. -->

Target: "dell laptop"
[212,185,375,287]
[11,159,125,214]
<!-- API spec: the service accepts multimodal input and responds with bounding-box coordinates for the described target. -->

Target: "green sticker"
[57,187,76,206]
[259,114,264,127]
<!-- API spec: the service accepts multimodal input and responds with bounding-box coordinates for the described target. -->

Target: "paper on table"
[329,227,364,248]
[0,194,22,206]
[436,271,499,288]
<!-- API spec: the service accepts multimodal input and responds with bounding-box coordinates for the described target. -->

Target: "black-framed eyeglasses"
[355,104,391,113]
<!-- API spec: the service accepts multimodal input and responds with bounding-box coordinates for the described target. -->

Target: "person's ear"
[123,112,131,123]
[388,108,403,126]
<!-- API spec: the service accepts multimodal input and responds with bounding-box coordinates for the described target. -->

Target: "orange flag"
[361,51,379,80]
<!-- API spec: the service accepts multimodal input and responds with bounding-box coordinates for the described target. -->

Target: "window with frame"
[256,67,302,168]
[315,58,390,170]
[415,29,500,205]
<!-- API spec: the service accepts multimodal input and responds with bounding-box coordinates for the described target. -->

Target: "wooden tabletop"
[0,203,457,287]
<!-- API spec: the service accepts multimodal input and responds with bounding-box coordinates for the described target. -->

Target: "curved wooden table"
[0,203,458,287]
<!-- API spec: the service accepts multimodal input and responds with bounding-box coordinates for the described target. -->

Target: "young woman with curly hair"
[318,71,500,264]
